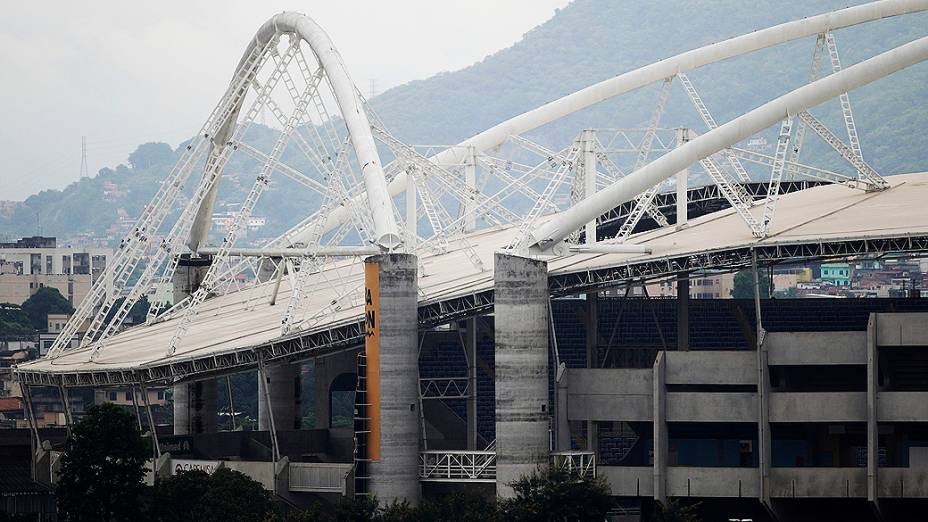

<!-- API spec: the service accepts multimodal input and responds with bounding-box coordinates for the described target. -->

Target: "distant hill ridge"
[4,0,926,240]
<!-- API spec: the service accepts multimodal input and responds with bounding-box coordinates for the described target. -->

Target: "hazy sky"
[0,1,569,200]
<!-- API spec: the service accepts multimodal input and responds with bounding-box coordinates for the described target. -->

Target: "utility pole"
[80,136,89,179]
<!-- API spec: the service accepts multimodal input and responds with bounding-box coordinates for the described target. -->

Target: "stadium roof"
[15,172,928,386]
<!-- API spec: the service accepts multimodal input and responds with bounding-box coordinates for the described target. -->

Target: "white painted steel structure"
[530,35,928,251]
[17,0,928,384]
[309,0,928,241]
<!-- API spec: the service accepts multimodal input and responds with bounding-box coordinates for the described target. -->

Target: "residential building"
[0,236,111,306]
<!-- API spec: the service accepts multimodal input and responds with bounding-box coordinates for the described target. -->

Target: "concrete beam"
[867,313,881,514]
[494,252,550,498]
[653,351,667,505]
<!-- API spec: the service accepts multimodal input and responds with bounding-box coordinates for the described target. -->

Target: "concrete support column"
[258,363,302,431]
[867,313,880,513]
[556,375,570,451]
[173,255,217,435]
[466,318,479,450]
[653,351,667,505]
[494,253,549,498]
[173,379,218,435]
[173,254,212,301]
[365,254,420,505]
[758,325,772,508]
[313,349,361,430]
[676,273,690,351]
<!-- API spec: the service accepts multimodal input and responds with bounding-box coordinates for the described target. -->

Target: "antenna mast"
[80,136,89,179]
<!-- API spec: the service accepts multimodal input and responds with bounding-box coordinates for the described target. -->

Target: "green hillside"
[3,0,926,241]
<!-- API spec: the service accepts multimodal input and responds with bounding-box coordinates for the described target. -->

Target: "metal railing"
[551,451,596,479]
[289,462,353,494]
[419,450,496,482]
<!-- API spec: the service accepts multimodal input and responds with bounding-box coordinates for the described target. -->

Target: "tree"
[731,270,772,299]
[653,499,702,522]
[152,468,274,522]
[196,468,274,521]
[500,467,612,521]
[103,296,151,327]
[21,287,74,330]
[0,302,35,335]
[57,403,150,522]
[128,142,175,170]
[151,470,211,522]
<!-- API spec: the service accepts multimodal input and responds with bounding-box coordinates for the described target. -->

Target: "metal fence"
[419,450,496,482]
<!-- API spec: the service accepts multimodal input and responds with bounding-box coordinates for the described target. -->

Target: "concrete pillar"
[758,323,772,508]
[466,318,479,450]
[867,313,880,512]
[258,363,302,431]
[365,254,420,505]
[556,375,570,451]
[313,349,360,430]
[653,351,667,505]
[173,379,218,435]
[172,254,212,301]
[676,273,690,351]
[494,253,549,498]
[172,255,217,435]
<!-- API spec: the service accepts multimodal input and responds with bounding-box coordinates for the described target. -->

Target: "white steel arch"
[188,11,401,251]
[307,0,928,242]
[530,35,928,251]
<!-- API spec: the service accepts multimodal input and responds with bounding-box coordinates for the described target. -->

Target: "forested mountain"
[3,0,926,241]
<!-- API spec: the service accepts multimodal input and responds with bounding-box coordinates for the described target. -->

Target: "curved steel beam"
[187,12,401,250]
[308,0,926,242]
[530,36,928,251]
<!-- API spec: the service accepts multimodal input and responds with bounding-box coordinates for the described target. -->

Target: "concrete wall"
[667,392,757,422]
[600,466,653,497]
[878,392,928,422]
[878,468,928,497]
[769,467,867,498]
[665,351,756,384]
[769,392,866,423]
[766,332,867,365]
[876,313,928,346]
[223,460,276,490]
[565,369,652,422]
[667,467,759,498]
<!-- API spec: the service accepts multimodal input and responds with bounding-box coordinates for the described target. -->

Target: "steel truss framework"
[19,1,928,387]
[17,231,928,388]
